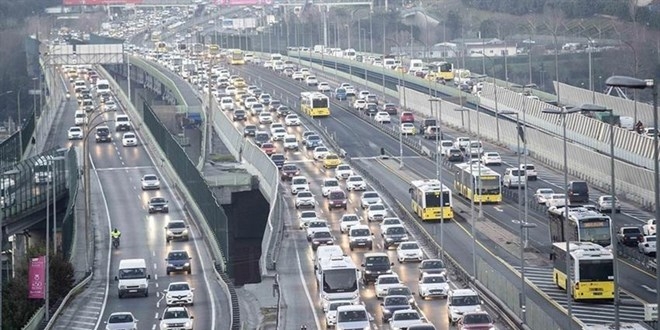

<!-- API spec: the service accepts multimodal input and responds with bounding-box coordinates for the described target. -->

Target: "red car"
[400,111,415,123]
[261,142,276,155]
[458,311,495,329]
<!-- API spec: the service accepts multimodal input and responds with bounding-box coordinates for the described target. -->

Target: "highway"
[230,61,650,326]
[49,65,230,329]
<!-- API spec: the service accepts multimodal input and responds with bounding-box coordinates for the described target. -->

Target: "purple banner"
[28,256,46,299]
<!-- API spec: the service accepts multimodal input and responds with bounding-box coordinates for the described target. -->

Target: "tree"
[479,19,498,39]
[2,245,75,329]
[445,10,463,40]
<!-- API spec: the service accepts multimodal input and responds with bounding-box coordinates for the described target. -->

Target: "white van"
[447,289,482,325]
[220,96,234,111]
[407,59,424,74]
[74,111,86,126]
[504,167,526,188]
[519,163,538,181]
[620,116,634,130]
[114,258,150,298]
[314,245,344,270]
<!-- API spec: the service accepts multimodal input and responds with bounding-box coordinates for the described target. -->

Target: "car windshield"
[330,302,352,311]
[329,192,345,199]
[118,267,146,279]
[394,312,419,320]
[387,227,405,235]
[352,229,370,236]
[463,313,492,324]
[337,165,350,171]
[337,310,367,322]
[400,243,419,250]
[283,165,298,171]
[422,260,445,269]
[108,314,134,323]
[384,219,401,225]
[151,198,166,203]
[385,296,409,306]
[163,309,189,319]
[309,222,326,228]
[168,252,188,260]
[538,189,553,195]
[452,295,480,306]
[169,222,186,229]
[272,155,284,160]
[326,154,338,160]
[325,180,339,187]
[379,276,398,284]
[316,147,328,152]
[423,275,447,283]
[348,176,362,182]
[364,193,378,199]
[308,136,320,141]
[169,283,190,291]
[314,231,332,238]
[370,205,385,211]
[298,192,312,198]
[301,211,316,218]
[342,215,358,222]
[293,178,307,185]
[388,287,411,296]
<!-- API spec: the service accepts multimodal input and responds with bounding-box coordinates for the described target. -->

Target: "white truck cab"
[114,258,151,298]
[447,289,482,325]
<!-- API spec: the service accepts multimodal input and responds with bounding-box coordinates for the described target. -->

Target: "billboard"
[62,0,142,6]
[215,0,272,5]
[28,256,46,299]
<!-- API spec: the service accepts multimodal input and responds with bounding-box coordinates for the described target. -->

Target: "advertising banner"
[62,0,143,6]
[215,0,272,6]
[28,256,46,299]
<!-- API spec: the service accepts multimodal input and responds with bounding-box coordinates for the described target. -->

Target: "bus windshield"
[312,98,328,108]
[425,191,451,207]
[322,269,358,293]
[579,259,613,281]
[578,225,611,246]
[478,177,500,194]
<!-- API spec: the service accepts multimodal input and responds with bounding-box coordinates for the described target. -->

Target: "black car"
[383,103,398,115]
[148,197,169,214]
[95,126,111,143]
[365,103,379,116]
[276,106,291,118]
[385,286,416,306]
[232,109,247,121]
[419,118,437,133]
[165,250,192,275]
[254,131,270,147]
[361,252,394,285]
[280,163,300,181]
[328,190,348,210]
[271,153,286,169]
[381,295,412,322]
[418,259,446,279]
[311,231,334,251]
[446,148,464,162]
[243,124,257,137]
[382,225,409,249]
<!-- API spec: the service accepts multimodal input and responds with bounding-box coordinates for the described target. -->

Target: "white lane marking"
[95,166,155,172]
[90,154,114,330]
[132,115,218,329]
[294,239,322,330]
[152,325,156,330]
[154,312,159,319]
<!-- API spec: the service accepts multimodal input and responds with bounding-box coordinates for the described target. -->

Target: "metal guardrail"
[128,55,188,108]
[42,273,93,330]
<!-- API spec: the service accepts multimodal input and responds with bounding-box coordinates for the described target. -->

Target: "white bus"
[270,53,282,62]
[315,255,360,309]
[96,79,110,96]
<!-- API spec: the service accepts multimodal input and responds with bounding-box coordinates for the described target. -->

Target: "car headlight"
[184,263,190,267]
[386,238,393,241]
[119,284,127,290]
[364,270,372,274]
[167,230,174,236]
[382,308,391,315]
[168,263,174,267]
[140,283,147,289]
[184,321,192,328]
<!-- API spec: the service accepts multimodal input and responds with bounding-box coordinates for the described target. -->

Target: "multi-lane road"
[49,67,230,329]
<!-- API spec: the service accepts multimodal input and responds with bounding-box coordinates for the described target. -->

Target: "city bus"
[300,92,330,117]
[548,206,612,247]
[228,49,245,65]
[427,61,455,82]
[410,179,453,221]
[453,163,502,203]
[552,242,614,301]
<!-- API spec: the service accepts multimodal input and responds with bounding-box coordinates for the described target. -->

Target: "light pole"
[604,76,658,322]
[542,106,581,330]
[454,107,477,277]
[429,97,445,259]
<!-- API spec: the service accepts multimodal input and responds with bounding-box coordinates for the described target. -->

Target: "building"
[454,38,517,58]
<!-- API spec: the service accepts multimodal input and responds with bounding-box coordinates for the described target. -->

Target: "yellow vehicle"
[410,179,453,220]
[552,242,614,301]
[228,49,245,65]
[453,163,502,203]
[156,41,168,53]
[234,89,247,102]
[428,61,455,82]
[208,44,220,57]
[548,206,612,247]
[300,92,330,117]
[233,77,247,88]
[323,153,341,168]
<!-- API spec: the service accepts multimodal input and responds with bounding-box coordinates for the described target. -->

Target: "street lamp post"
[454,107,477,277]
[430,97,445,259]
[542,106,581,330]
[604,76,659,322]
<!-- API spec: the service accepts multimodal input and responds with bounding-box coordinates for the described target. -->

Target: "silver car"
[105,312,138,330]
[360,191,382,209]
[141,174,161,190]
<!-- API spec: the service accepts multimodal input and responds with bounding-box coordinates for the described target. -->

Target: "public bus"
[453,163,502,203]
[548,206,612,247]
[552,242,614,301]
[427,61,455,82]
[410,179,453,221]
[228,49,245,65]
[300,92,330,117]
[207,44,220,57]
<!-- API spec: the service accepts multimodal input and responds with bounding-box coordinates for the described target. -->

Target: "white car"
[159,307,193,330]
[396,241,423,263]
[375,274,402,298]
[454,137,471,150]
[220,97,234,111]
[643,219,656,236]
[298,210,318,229]
[306,220,329,240]
[638,235,657,255]
[480,152,501,165]
[390,309,425,330]
[418,273,450,299]
[271,128,287,141]
[597,195,621,213]
[224,86,236,95]
[283,134,298,150]
[270,123,284,131]
[122,132,138,147]
[258,112,273,124]
[244,97,259,109]
[105,312,138,330]
[74,111,87,125]
[400,123,416,135]
[317,82,332,92]
[357,90,370,100]
[367,203,388,222]
[104,99,118,111]
[545,194,567,208]
[346,175,366,191]
[290,176,309,195]
[381,217,402,233]
[324,300,354,327]
[291,71,304,80]
[141,174,160,190]
[374,111,391,123]
[305,75,319,86]
[352,99,367,110]
[534,188,555,204]
[67,126,83,140]
[360,191,382,209]
[313,146,330,161]
[438,140,454,155]
[284,114,301,126]
[295,191,316,209]
[339,214,361,233]
[165,282,194,306]
[321,178,341,197]
[334,164,354,181]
